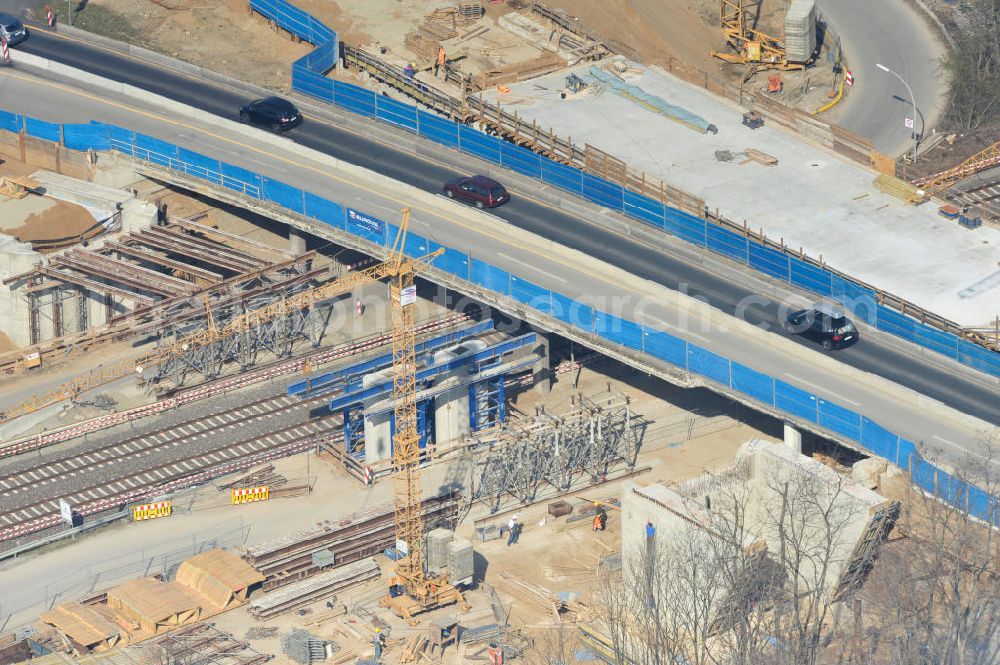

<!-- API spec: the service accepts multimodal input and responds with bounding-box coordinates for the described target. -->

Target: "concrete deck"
[483,58,1000,327]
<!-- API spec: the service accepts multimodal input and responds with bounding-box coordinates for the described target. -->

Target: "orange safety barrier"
[231,486,270,505]
[132,501,172,521]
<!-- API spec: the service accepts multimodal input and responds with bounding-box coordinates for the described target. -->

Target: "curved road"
[5,31,998,429]
[817,0,948,157]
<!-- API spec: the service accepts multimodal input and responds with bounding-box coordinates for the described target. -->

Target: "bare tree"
[942,0,1000,131]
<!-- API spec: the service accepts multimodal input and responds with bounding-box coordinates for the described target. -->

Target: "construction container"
[427,528,454,575]
[448,536,475,586]
[547,500,573,518]
[784,0,817,63]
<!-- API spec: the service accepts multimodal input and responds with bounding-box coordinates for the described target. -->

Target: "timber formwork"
[471,391,644,511]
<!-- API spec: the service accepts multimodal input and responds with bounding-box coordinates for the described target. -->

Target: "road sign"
[904,117,914,129]
[844,70,854,87]
[59,499,73,526]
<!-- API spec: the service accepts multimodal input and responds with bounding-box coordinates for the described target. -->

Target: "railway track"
[0,393,337,543]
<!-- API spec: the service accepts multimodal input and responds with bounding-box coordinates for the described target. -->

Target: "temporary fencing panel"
[550,291,591,329]
[832,277,878,325]
[62,123,110,151]
[376,96,418,132]
[178,147,221,184]
[663,208,707,247]
[107,124,136,148]
[748,242,789,281]
[25,117,61,143]
[687,345,730,386]
[817,399,861,440]
[431,246,470,280]
[470,259,510,294]
[500,142,542,179]
[910,322,959,358]
[263,178,304,214]
[706,224,747,263]
[334,81,377,117]
[0,109,22,133]
[731,362,774,405]
[417,110,459,149]
[540,159,584,195]
[624,191,665,229]
[133,133,178,167]
[304,192,345,229]
[292,62,334,101]
[220,161,262,196]
[510,275,552,312]
[859,416,898,462]
[346,207,387,245]
[459,125,502,164]
[774,379,817,421]
[789,257,832,296]
[643,330,687,367]
[581,173,624,211]
[959,341,1000,376]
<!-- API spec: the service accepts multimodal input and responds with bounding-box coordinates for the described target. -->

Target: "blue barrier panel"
[25,117,60,143]
[910,322,959,359]
[874,305,916,343]
[334,81,377,117]
[220,162,262,196]
[643,329,686,367]
[134,133,177,167]
[304,193,345,229]
[500,142,541,179]
[470,259,510,294]
[911,458,937,494]
[63,123,110,151]
[748,242,789,280]
[687,345,731,386]
[774,380,817,421]
[250,0,311,40]
[292,63,334,101]
[581,173,625,211]
[403,230,431,258]
[510,276,552,313]
[706,224,748,263]
[303,34,336,70]
[967,487,995,524]
[178,147,221,184]
[375,96,418,132]
[817,399,861,440]
[417,110,459,149]
[859,417,898,461]
[551,292,592,329]
[431,246,469,279]
[107,124,135,148]
[594,312,643,350]
[832,277,878,325]
[957,341,1000,378]
[663,208,707,247]
[623,192,665,229]
[262,178,304,214]
[540,159,583,195]
[0,110,21,133]
[789,257,832,296]
[897,437,919,469]
[459,125,501,164]
[346,207,387,245]
[731,362,774,405]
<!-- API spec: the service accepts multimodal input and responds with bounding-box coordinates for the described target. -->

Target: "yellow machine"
[712,0,804,72]
[380,211,468,624]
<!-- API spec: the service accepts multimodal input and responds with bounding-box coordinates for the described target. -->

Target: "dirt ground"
[5,199,100,243]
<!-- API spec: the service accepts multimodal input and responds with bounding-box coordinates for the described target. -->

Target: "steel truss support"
[344,405,365,459]
[469,376,506,431]
[471,391,644,512]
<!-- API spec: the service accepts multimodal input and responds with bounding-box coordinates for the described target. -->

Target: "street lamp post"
[876,63,919,163]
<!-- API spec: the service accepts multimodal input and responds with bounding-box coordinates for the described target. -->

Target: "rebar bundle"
[280,629,331,665]
[471,391,644,511]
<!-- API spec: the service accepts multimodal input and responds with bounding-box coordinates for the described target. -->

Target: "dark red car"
[443,175,510,209]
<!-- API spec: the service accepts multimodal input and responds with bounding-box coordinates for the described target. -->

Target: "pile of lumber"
[874,174,927,203]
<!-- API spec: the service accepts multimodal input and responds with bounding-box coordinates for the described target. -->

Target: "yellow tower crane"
[712,0,804,72]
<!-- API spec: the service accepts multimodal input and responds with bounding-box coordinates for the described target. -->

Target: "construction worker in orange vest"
[435,46,446,77]
[592,501,608,531]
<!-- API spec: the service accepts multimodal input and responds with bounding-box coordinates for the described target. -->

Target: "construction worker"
[373,627,386,659]
[403,62,416,78]
[435,46,446,78]
[507,515,520,546]
[592,502,607,531]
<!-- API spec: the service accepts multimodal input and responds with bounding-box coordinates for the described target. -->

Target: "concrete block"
[447,535,474,584]
[852,457,888,490]
[427,528,454,575]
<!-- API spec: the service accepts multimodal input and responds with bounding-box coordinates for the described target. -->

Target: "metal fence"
[238,0,1000,377]
[0,110,994,522]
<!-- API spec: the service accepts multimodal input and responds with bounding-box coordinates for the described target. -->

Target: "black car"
[786,303,859,350]
[239,97,302,132]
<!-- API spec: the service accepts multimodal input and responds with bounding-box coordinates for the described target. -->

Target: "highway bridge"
[0,33,997,487]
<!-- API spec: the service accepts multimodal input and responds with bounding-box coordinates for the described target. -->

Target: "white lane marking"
[496,252,567,283]
[685,331,712,344]
[782,373,861,406]
[932,434,960,448]
[643,315,712,345]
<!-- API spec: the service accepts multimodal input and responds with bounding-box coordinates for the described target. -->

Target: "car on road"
[443,175,510,209]
[239,97,302,132]
[0,13,29,46]
[787,303,859,350]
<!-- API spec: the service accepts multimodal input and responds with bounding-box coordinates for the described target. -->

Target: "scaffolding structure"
[471,391,644,512]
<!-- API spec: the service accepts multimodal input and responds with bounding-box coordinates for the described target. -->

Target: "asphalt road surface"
[816,0,948,158]
[4,32,998,437]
